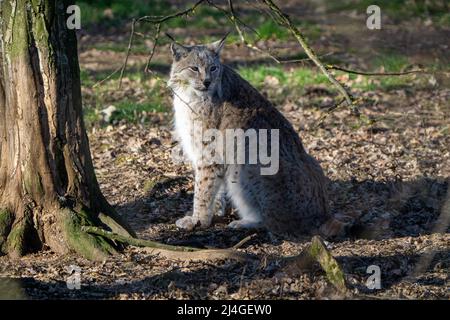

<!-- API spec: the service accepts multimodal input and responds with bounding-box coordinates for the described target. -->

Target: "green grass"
[80,67,169,126]
[76,0,228,30]
[373,54,410,72]
[257,20,291,40]
[238,65,328,89]
[111,100,166,123]
[81,62,429,126]
[76,0,170,26]
[237,64,415,93]
[327,0,450,26]
[77,0,323,43]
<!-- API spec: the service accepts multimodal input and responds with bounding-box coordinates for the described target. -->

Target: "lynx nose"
[203,79,211,88]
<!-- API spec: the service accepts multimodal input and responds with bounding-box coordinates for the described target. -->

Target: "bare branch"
[137,0,207,24]
[327,65,427,76]
[144,23,161,73]
[261,0,356,113]
[209,0,309,65]
[92,66,122,88]
[118,18,136,89]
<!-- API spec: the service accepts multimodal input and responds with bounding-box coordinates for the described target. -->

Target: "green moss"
[61,208,117,261]
[0,209,13,236]
[98,212,132,238]
[23,171,44,197]
[309,236,347,293]
[143,179,158,194]
[0,209,14,252]
[6,0,29,57]
[30,0,51,47]
[0,278,27,299]
[5,219,27,257]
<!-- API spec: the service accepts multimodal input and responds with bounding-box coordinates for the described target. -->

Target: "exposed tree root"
[61,208,119,261]
[82,226,253,262]
[140,247,252,262]
[82,226,349,293]
[0,205,128,261]
[0,208,40,259]
[5,219,27,258]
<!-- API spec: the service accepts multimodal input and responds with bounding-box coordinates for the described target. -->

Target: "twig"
[118,18,136,89]
[238,264,248,295]
[327,65,427,76]
[233,233,257,249]
[261,0,356,113]
[144,23,161,73]
[313,97,347,127]
[137,0,206,24]
[211,0,303,65]
[92,66,122,88]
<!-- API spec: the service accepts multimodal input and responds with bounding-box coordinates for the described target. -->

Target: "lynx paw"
[175,216,198,231]
[227,219,261,229]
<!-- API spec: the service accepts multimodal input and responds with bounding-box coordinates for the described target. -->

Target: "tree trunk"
[0,0,134,260]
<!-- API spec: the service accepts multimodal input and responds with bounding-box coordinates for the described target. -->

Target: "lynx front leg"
[213,183,228,217]
[176,165,224,230]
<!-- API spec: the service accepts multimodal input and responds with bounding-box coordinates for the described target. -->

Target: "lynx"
[168,36,329,235]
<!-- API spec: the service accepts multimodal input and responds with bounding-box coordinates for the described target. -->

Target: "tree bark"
[0,0,133,260]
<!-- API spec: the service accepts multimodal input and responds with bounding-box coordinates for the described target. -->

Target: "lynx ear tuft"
[206,33,229,56]
[170,42,189,61]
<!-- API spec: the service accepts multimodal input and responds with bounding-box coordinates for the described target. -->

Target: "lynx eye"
[210,65,217,72]
[189,66,199,72]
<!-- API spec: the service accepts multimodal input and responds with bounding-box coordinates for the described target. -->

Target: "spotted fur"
[169,37,329,235]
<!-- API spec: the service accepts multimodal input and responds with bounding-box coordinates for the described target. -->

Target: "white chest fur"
[173,91,199,166]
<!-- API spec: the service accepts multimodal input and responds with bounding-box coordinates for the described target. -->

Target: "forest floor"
[0,0,449,299]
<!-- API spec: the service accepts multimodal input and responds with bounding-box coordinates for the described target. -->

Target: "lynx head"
[168,36,227,96]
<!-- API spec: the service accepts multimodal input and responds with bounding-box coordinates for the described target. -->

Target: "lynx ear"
[206,33,229,55]
[170,42,189,61]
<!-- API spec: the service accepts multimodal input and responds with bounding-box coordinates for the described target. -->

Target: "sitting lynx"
[169,36,329,235]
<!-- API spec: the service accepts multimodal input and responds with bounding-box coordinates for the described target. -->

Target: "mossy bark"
[0,0,133,261]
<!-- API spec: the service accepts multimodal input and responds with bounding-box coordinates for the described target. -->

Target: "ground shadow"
[115,175,448,247]
[7,246,448,299]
